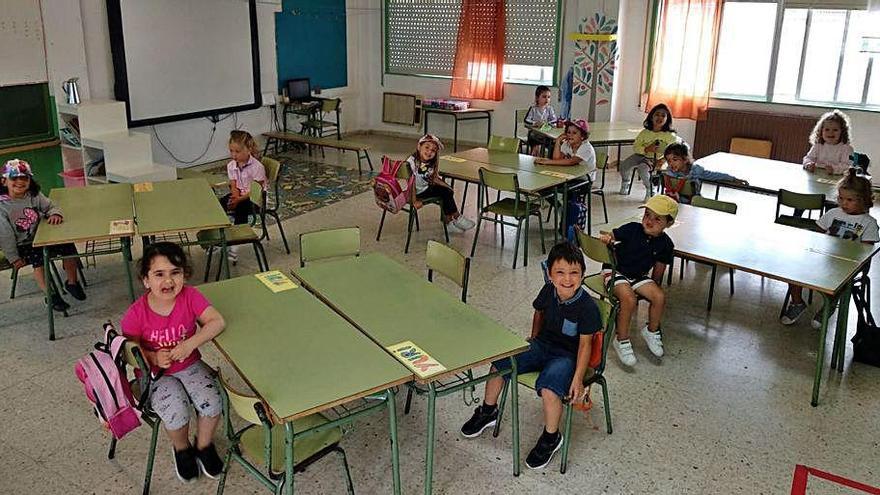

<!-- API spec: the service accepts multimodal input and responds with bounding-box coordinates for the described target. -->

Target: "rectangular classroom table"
[33,183,136,340]
[694,152,839,199]
[291,253,529,495]
[201,275,412,495]
[133,178,232,277]
[530,120,643,152]
[423,107,493,152]
[617,204,878,406]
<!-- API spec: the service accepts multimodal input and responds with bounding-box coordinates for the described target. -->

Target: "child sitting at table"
[407,134,475,232]
[221,130,266,263]
[460,241,602,470]
[780,168,878,327]
[524,85,559,156]
[0,159,86,312]
[534,119,597,182]
[662,142,746,204]
[803,110,854,175]
[599,195,676,367]
[121,241,226,483]
[618,103,679,200]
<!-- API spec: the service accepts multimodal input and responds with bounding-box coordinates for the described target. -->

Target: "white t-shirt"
[406,156,433,194]
[816,207,879,242]
[560,141,597,182]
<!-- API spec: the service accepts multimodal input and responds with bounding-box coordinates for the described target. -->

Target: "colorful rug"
[205,157,375,222]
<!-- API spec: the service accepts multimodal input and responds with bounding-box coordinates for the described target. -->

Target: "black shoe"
[460,404,498,438]
[65,281,87,301]
[525,429,562,470]
[172,446,200,483]
[195,443,224,479]
[47,293,70,312]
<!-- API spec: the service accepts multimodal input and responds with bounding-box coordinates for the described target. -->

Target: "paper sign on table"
[539,170,576,180]
[133,182,153,192]
[109,219,135,235]
[386,341,446,378]
[440,156,466,163]
[254,271,298,292]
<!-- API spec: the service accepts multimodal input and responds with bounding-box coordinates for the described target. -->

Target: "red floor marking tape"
[791,465,880,495]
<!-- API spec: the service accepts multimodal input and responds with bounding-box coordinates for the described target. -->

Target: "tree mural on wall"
[572,13,619,122]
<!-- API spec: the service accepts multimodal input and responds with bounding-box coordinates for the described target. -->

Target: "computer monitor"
[286,78,311,102]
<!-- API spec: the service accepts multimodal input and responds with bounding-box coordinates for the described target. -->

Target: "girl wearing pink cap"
[534,119,597,182]
[407,134,475,232]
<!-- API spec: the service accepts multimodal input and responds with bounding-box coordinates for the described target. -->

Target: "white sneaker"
[618,183,630,195]
[640,325,664,357]
[612,338,637,366]
[644,189,653,202]
[453,216,476,231]
[445,222,464,234]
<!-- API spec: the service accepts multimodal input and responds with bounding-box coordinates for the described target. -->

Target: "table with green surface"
[531,121,643,150]
[422,107,493,152]
[694,152,838,199]
[291,253,529,494]
[201,275,412,495]
[33,183,136,340]
[617,204,878,405]
[133,178,232,277]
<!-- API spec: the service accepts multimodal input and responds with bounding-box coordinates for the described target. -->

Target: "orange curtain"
[646,0,723,121]
[450,0,506,101]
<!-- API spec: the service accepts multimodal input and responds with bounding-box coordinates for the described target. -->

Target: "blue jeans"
[492,339,575,399]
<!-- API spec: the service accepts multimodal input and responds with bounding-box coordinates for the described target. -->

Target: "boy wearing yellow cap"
[599,195,677,366]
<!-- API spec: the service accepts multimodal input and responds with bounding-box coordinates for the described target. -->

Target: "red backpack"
[372,156,414,214]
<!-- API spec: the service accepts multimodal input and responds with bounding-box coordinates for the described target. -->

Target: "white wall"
[43,0,281,167]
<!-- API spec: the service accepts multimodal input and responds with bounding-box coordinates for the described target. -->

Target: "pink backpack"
[75,322,143,439]
[373,156,414,214]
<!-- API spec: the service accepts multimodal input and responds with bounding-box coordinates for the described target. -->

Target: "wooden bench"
[262,131,374,175]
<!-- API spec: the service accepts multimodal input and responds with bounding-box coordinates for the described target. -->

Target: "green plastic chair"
[0,249,19,299]
[198,181,271,281]
[775,189,826,221]
[470,168,545,269]
[675,197,738,311]
[301,97,341,140]
[590,151,610,224]
[514,109,530,152]
[488,135,520,153]
[215,370,353,495]
[258,157,290,254]
[374,156,449,253]
[492,295,617,474]
[106,340,162,495]
[299,226,360,267]
[576,227,615,300]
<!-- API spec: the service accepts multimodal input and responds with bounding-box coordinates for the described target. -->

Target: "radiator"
[382,92,422,126]
[693,107,817,163]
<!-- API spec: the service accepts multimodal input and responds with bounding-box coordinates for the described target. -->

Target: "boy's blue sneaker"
[460,405,497,438]
[525,429,562,470]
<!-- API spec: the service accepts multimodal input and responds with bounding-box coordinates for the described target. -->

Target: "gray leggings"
[619,153,654,189]
[150,360,222,430]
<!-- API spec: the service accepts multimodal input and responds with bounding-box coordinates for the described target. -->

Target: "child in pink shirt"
[221,130,267,225]
[803,110,854,175]
[121,242,226,483]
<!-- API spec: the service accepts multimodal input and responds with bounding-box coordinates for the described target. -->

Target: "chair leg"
[707,264,717,312]
[559,402,574,474]
[600,191,608,224]
[470,215,483,257]
[780,287,792,319]
[216,446,235,495]
[728,268,735,295]
[377,210,387,242]
[536,210,546,255]
[9,266,18,299]
[492,380,510,438]
[270,211,291,254]
[600,377,612,434]
[405,209,415,254]
[252,244,263,271]
[203,247,214,283]
[404,387,414,415]
[77,259,88,287]
[259,243,270,271]
[336,447,355,495]
[108,437,117,459]
[679,256,686,280]
[143,420,160,495]
[512,219,524,269]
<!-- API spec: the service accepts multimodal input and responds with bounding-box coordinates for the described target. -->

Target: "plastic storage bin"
[59,168,86,188]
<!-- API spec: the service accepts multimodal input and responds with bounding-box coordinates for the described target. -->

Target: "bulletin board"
[275,0,348,91]
[0,0,48,86]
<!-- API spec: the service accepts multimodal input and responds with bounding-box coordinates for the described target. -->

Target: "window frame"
[711,0,880,111]
[381,0,564,87]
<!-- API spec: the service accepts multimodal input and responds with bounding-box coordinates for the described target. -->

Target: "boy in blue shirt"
[460,242,602,470]
[600,195,676,367]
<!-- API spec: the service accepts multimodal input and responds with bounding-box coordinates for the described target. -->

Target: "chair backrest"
[576,227,614,266]
[478,167,518,194]
[592,296,618,374]
[488,135,520,153]
[514,108,529,136]
[426,240,471,303]
[320,97,340,113]
[729,137,772,159]
[299,226,360,267]
[691,195,737,214]
[593,151,608,188]
[775,189,825,219]
[217,369,263,426]
[262,157,281,184]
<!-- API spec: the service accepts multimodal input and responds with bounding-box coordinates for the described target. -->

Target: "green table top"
[202,275,412,422]
[134,178,231,236]
[694,152,838,197]
[439,157,565,194]
[33,183,135,247]
[292,253,529,383]
[451,147,590,181]
[533,121,642,145]
[176,168,228,188]
[620,204,878,295]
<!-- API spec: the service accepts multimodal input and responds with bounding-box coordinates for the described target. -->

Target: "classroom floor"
[1,133,878,494]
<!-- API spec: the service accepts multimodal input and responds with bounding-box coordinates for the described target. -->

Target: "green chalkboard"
[0,83,54,149]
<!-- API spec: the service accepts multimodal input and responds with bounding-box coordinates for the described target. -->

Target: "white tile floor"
[1,134,878,494]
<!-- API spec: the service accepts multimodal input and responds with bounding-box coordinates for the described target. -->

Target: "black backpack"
[850,274,880,367]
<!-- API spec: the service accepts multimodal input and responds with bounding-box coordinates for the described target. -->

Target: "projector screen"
[107,0,261,127]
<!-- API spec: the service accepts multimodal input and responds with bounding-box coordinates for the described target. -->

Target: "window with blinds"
[384,0,561,83]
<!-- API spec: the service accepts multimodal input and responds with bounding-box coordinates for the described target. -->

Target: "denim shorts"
[492,339,575,399]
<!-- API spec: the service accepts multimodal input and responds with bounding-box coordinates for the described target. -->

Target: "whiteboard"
[107,0,260,126]
[0,0,47,86]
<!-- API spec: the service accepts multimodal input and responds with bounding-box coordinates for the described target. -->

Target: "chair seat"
[485,198,541,218]
[303,120,338,128]
[239,414,343,474]
[583,274,610,299]
[517,369,598,389]
[776,215,822,232]
[196,225,259,245]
